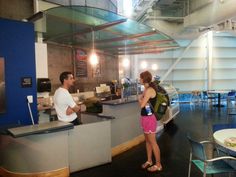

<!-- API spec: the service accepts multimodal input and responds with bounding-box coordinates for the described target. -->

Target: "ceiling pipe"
[184,0,236,28]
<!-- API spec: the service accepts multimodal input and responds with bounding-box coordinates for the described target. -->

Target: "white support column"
[133,55,138,79]
[33,0,39,13]
[207,31,213,90]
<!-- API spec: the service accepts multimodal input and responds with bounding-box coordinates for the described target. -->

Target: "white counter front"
[0,118,111,176]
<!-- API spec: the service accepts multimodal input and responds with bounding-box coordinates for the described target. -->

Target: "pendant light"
[89,30,98,66]
[122,39,130,68]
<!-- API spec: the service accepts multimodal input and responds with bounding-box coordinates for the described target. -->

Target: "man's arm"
[66,105,80,115]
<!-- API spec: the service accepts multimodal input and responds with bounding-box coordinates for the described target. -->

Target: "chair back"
[187,135,207,161]
[202,91,207,98]
[227,91,235,97]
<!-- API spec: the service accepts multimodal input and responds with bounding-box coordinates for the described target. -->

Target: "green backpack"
[151,92,168,120]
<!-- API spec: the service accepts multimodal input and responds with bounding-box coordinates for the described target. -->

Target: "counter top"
[7,121,74,138]
[101,96,138,106]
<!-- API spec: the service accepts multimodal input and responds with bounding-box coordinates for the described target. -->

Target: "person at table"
[138,70,162,172]
[53,71,81,125]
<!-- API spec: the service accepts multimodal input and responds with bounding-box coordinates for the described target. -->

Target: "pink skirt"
[140,115,157,134]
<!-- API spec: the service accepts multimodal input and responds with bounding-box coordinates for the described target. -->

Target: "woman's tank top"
[141,88,157,116]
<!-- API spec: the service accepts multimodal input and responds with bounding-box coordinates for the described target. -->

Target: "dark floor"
[71,103,236,177]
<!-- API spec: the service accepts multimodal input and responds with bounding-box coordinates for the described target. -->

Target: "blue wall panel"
[0,18,38,126]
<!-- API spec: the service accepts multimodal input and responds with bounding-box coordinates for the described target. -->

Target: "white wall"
[120,32,236,92]
[211,33,236,89]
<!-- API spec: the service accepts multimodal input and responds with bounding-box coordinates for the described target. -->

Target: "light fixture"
[122,39,130,68]
[89,30,98,66]
[141,61,147,69]
[90,52,98,65]
[119,70,124,75]
[122,58,130,68]
[151,64,158,71]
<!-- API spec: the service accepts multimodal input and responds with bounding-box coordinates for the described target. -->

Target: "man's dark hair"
[59,71,72,84]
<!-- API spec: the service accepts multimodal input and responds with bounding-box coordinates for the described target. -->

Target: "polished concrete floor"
[71,103,236,177]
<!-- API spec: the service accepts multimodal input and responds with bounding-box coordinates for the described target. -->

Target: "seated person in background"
[53,71,81,125]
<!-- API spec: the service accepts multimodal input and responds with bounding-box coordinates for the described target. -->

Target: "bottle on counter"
[145,104,153,116]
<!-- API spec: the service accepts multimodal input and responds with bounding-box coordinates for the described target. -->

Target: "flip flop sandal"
[147,165,162,172]
[141,161,152,169]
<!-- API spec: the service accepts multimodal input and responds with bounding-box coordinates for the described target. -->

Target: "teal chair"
[187,135,236,177]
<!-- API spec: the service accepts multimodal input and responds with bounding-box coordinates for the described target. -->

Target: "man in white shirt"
[53,71,81,125]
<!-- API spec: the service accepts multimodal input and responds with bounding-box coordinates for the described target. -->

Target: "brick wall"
[47,44,73,93]
[48,44,119,94]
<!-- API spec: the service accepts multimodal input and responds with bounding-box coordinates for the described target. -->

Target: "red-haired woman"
[138,71,162,172]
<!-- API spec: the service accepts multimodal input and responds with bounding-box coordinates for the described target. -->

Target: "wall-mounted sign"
[21,77,32,88]
[75,49,87,77]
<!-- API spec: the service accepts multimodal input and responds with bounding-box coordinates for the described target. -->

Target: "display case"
[159,83,180,124]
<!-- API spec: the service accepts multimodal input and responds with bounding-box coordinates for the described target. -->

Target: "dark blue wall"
[0,18,38,126]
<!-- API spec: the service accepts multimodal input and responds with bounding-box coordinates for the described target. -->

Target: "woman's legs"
[141,116,160,170]
[146,133,162,167]
[144,133,153,163]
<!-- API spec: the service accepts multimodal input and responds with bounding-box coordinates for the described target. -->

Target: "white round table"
[213,129,236,155]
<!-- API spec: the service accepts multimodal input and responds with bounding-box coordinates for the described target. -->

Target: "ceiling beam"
[27,11,43,22]
[117,47,178,55]
[77,30,159,46]
[113,45,179,53]
[102,39,173,50]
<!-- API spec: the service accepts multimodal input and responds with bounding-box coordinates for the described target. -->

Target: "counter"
[7,121,73,137]
[68,114,111,173]
[101,96,157,156]
[100,91,179,155]
[0,122,71,177]
[0,117,111,176]
[1,87,179,176]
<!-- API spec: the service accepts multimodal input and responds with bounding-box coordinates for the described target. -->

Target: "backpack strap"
[148,100,155,111]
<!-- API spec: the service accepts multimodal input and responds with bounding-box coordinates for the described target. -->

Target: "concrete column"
[207,31,213,90]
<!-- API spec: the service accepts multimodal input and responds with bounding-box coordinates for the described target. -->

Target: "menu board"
[75,49,87,77]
